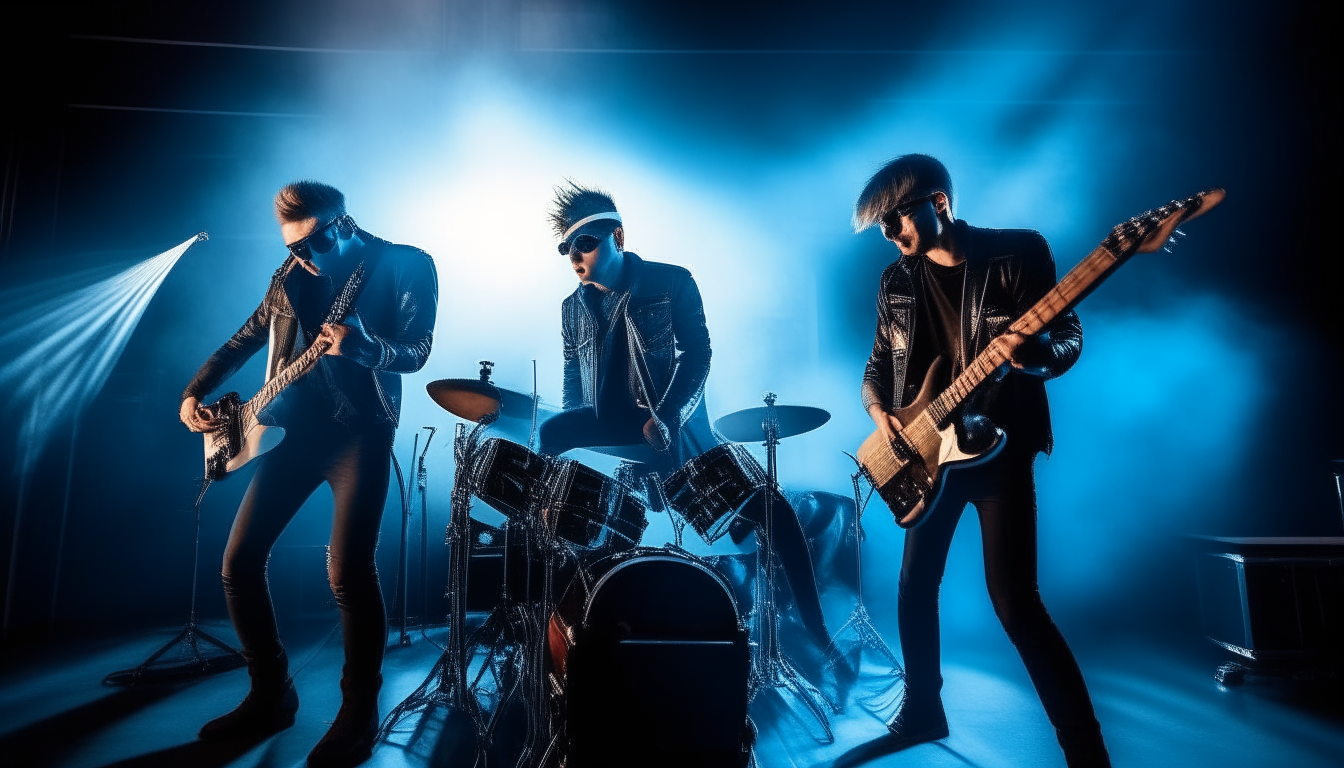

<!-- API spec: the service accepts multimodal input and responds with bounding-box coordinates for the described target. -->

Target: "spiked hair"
[852,154,954,233]
[548,181,620,240]
[274,180,346,224]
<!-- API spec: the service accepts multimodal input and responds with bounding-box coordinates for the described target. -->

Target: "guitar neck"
[240,260,366,423]
[925,242,1126,423]
[241,339,331,422]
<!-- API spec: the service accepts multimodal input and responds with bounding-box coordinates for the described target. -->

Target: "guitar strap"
[322,259,369,327]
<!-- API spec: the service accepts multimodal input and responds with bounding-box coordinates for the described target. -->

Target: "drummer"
[538,182,840,660]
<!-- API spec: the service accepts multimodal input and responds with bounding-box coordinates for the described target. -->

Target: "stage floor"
[2,619,1341,768]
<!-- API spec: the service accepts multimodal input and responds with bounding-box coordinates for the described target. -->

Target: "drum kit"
[385,361,864,766]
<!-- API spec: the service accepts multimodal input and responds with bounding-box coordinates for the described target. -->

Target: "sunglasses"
[557,233,603,257]
[287,216,346,261]
[880,193,939,229]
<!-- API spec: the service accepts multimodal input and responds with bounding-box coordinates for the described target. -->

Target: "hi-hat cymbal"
[714,405,830,443]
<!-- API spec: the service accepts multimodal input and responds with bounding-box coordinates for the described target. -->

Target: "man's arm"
[179,282,276,430]
[655,271,711,429]
[1003,233,1082,378]
[336,249,438,374]
[862,272,903,440]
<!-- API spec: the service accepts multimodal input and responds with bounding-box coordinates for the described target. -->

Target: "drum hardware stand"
[825,464,904,710]
[391,426,437,648]
[632,464,686,549]
[750,392,834,742]
[391,428,437,648]
[419,427,438,630]
[105,478,245,685]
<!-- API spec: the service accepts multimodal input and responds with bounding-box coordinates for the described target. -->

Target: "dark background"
[1,0,1339,654]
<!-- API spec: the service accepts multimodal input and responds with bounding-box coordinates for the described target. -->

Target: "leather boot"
[883,687,949,749]
[307,672,382,768]
[1057,722,1112,768]
[199,650,299,741]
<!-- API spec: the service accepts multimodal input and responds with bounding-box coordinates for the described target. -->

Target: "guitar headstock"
[1102,188,1225,257]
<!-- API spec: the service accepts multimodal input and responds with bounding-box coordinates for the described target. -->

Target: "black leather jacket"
[861,221,1082,456]
[560,252,719,463]
[183,232,438,427]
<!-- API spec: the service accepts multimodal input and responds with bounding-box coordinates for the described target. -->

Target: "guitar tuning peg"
[1163,228,1187,253]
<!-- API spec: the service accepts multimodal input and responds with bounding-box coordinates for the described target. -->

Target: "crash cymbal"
[714,404,830,443]
[426,378,501,422]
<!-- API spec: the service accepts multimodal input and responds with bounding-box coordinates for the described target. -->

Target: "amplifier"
[1192,536,1344,683]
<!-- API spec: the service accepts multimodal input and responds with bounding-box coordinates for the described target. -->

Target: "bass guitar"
[857,188,1225,528]
[201,261,366,481]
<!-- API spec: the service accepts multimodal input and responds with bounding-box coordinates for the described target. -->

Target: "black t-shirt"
[907,258,965,400]
[580,282,641,422]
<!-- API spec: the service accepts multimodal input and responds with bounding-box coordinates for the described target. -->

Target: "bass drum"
[551,548,752,768]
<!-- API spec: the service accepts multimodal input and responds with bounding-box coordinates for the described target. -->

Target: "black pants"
[539,407,831,649]
[898,449,1100,734]
[220,418,393,684]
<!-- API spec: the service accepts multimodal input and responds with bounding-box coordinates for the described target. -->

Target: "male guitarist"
[179,181,437,768]
[854,155,1109,766]
[537,182,842,676]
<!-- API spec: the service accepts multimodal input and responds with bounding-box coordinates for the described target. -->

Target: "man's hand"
[179,396,222,433]
[867,404,903,442]
[317,323,352,356]
[994,331,1051,376]
[999,331,1028,369]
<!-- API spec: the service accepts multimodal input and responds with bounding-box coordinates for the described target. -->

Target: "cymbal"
[714,405,830,443]
[426,378,501,422]
[426,379,561,445]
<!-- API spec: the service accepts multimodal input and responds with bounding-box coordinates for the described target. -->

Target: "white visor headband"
[562,211,622,241]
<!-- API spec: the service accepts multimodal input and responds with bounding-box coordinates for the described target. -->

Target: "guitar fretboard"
[241,340,331,422]
[922,242,1124,428]
[239,260,365,423]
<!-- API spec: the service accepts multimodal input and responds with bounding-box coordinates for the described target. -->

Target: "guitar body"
[857,358,1004,528]
[202,391,287,480]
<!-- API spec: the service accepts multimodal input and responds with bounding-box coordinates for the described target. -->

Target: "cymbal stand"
[392,428,435,648]
[751,393,833,742]
[382,420,487,744]
[104,479,245,685]
[825,466,904,709]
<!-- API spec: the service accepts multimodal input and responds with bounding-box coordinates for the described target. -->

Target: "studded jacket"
[861,220,1082,456]
[560,252,718,464]
[182,233,438,427]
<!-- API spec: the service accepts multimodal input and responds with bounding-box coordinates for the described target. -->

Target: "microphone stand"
[105,478,245,685]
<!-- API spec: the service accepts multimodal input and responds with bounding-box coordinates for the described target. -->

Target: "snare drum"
[471,437,648,550]
[662,444,768,543]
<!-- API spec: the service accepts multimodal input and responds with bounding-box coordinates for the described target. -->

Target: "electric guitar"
[201,262,365,481]
[857,188,1225,528]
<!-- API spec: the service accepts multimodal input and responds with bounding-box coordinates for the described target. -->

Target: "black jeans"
[897,449,1100,734]
[539,407,831,649]
[220,418,393,684]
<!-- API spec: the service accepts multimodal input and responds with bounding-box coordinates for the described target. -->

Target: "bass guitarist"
[178,181,437,768]
[854,154,1108,767]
